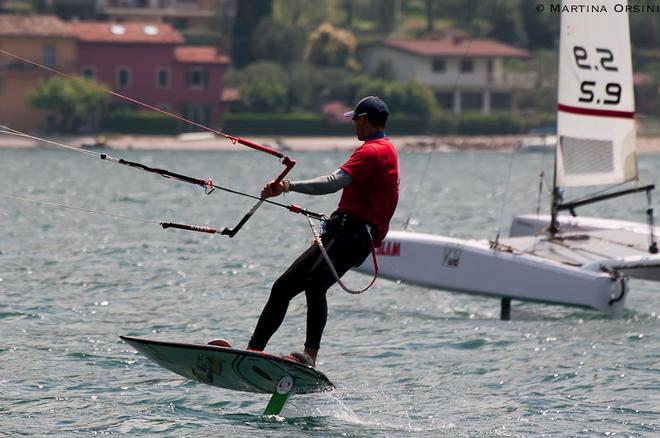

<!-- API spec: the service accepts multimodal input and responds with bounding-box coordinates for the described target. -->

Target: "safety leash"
[305,216,378,294]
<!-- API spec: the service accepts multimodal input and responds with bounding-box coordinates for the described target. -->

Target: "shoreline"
[2,133,660,153]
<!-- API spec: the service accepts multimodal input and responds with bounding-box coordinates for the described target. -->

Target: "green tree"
[630,14,660,49]
[341,0,376,28]
[372,0,402,34]
[273,0,336,29]
[251,17,306,64]
[402,80,439,117]
[287,63,356,111]
[46,0,96,19]
[239,61,290,86]
[468,18,492,38]
[354,78,439,118]
[420,0,460,32]
[231,0,274,68]
[26,76,110,133]
[424,0,434,32]
[228,61,289,112]
[239,81,288,113]
[304,23,359,70]
[343,0,355,26]
[355,79,406,112]
[476,0,527,46]
[520,0,556,49]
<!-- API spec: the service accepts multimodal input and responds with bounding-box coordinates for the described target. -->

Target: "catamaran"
[357,0,660,319]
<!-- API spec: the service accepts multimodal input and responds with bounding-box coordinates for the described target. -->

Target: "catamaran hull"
[510,214,660,282]
[356,231,627,318]
[510,214,660,238]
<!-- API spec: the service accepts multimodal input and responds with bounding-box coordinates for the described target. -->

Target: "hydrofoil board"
[120,336,334,415]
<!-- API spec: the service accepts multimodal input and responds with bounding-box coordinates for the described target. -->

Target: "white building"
[362,34,533,113]
[95,0,216,30]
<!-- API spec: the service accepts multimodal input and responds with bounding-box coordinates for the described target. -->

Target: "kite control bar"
[99,151,323,231]
[221,156,296,237]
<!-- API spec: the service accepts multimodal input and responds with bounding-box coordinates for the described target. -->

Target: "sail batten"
[556,0,637,188]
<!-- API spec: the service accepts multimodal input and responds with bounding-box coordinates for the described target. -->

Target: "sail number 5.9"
[579,81,621,104]
[573,46,621,105]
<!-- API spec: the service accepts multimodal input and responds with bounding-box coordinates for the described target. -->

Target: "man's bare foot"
[282,351,314,367]
[304,347,318,367]
[207,338,232,348]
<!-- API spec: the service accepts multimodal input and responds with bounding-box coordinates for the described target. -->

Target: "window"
[436,92,453,110]
[171,17,188,29]
[461,92,483,111]
[116,66,132,89]
[110,0,148,6]
[155,67,171,89]
[460,59,474,73]
[174,0,197,14]
[432,59,446,73]
[491,93,511,111]
[81,65,96,80]
[187,67,207,90]
[42,45,55,68]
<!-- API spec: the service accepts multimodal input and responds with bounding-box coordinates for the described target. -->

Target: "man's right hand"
[261,180,286,198]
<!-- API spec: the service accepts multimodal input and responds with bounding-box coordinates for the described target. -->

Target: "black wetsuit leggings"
[248,212,373,351]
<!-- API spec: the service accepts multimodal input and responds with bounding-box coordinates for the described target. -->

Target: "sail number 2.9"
[573,46,621,105]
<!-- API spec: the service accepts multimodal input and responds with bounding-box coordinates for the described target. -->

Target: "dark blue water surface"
[1,146,658,437]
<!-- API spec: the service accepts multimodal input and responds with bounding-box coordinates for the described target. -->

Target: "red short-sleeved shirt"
[338,136,399,246]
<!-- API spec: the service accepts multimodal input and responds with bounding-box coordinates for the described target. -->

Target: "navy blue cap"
[344,96,389,119]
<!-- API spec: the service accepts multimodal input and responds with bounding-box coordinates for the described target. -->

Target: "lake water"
[1,146,659,437]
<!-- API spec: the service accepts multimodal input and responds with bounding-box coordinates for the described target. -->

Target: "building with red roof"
[362,31,534,113]
[0,14,77,131]
[69,20,230,131]
[70,21,183,44]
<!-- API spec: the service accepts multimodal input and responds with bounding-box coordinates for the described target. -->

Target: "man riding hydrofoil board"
[210,96,399,367]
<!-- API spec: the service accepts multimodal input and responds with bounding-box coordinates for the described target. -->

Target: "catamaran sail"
[355,0,660,319]
[556,0,637,188]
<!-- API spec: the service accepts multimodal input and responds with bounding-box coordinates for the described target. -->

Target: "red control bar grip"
[272,156,296,184]
[230,136,284,159]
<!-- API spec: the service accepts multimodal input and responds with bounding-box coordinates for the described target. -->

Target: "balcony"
[96,0,215,18]
[497,71,537,89]
[425,70,537,91]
